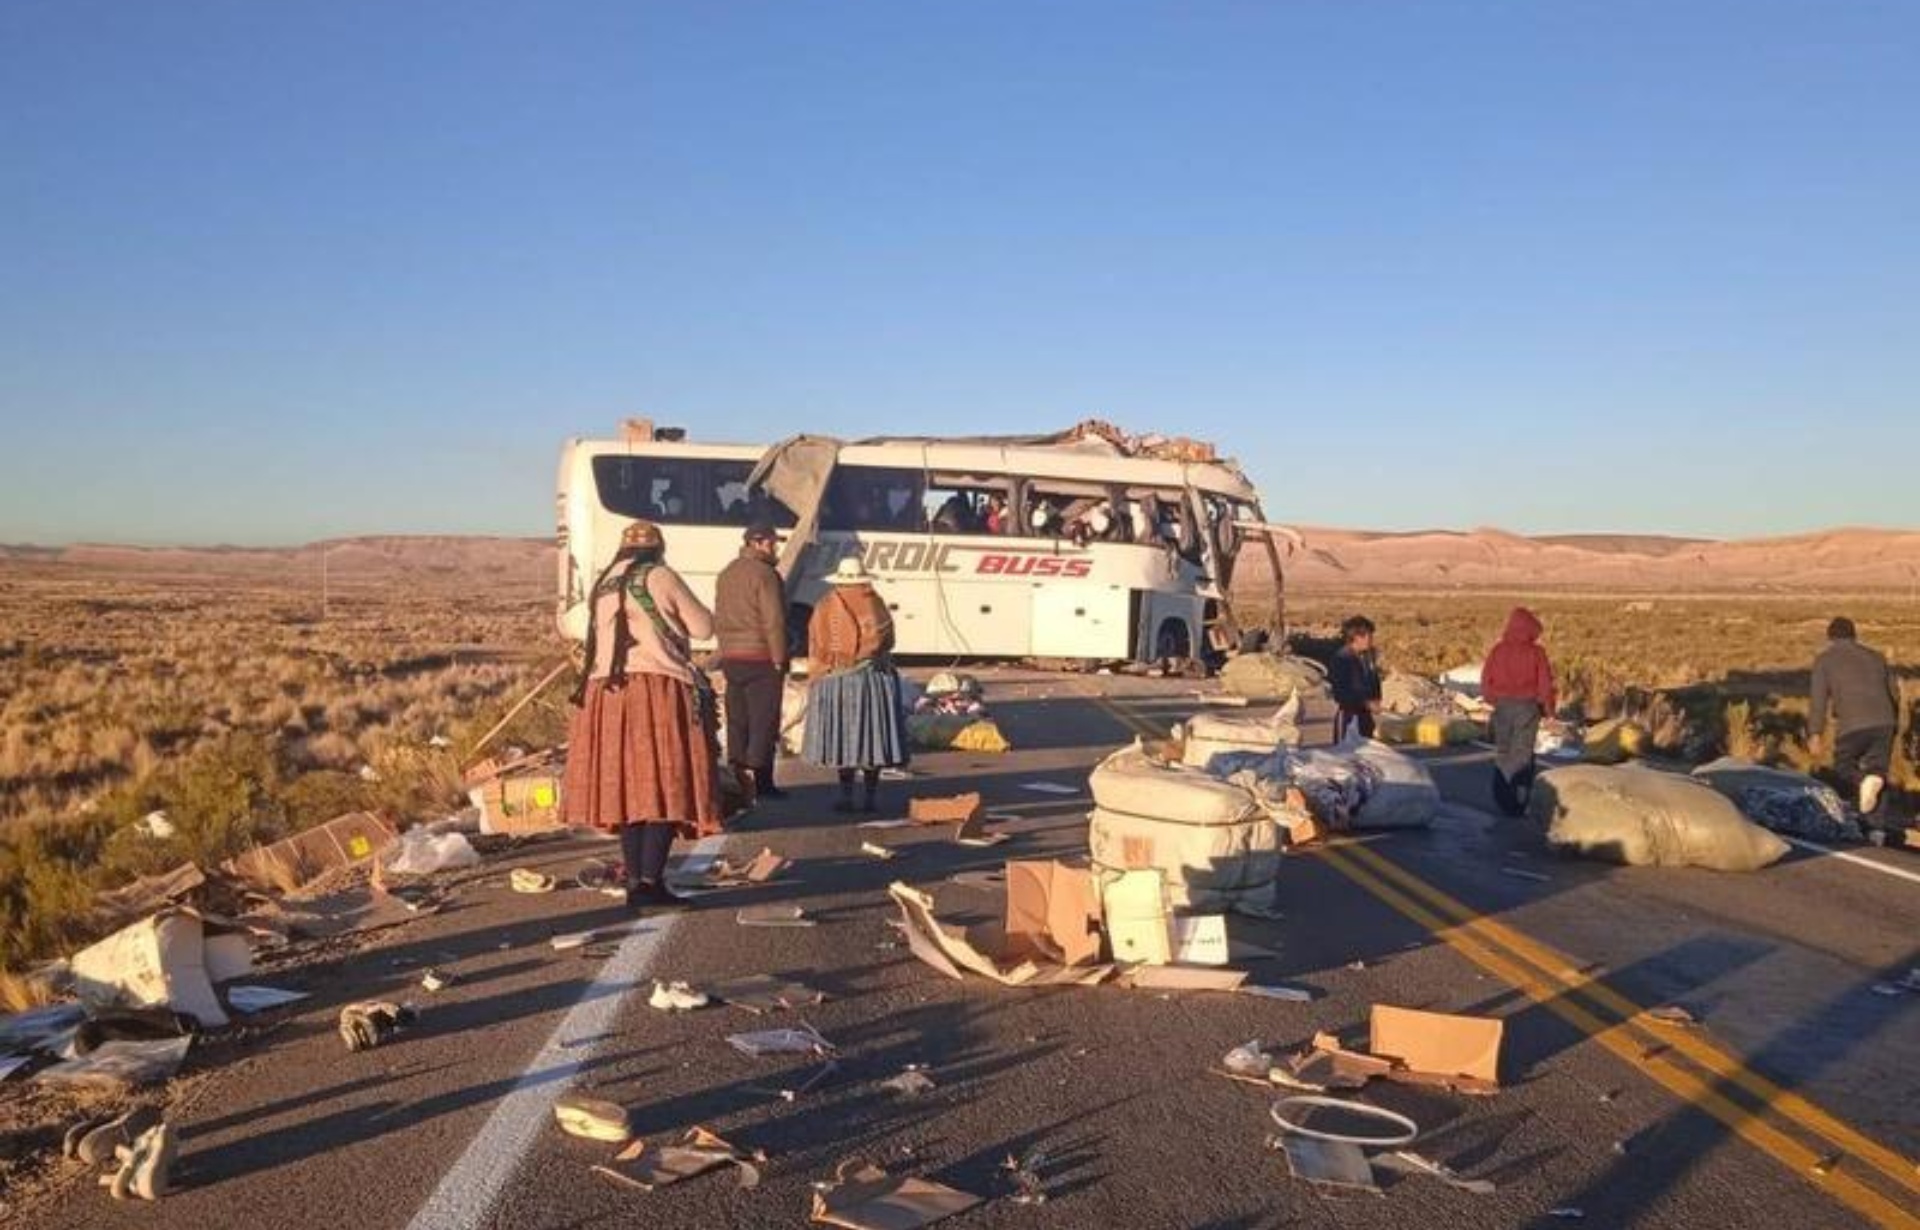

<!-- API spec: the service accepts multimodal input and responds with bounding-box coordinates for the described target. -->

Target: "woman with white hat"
[802,557,910,812]
[563,520,722,911]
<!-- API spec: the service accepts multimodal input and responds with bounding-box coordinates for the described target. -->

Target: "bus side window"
[823,467,924,532]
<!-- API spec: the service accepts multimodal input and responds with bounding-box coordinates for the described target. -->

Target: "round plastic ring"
[1269,1096,1419,1147]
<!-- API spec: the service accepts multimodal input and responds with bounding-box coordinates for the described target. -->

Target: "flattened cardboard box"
[224,812,397,894]
[473,773,566,837]
[1003,860,1102,967]
[1369,1005,1503,1093]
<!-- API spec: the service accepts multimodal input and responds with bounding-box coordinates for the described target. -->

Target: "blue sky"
[2,0,1915,545]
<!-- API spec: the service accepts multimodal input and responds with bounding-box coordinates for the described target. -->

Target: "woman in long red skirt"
[563,520,721,913]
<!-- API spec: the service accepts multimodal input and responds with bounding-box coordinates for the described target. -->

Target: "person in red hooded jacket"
[1481,606,1557,816]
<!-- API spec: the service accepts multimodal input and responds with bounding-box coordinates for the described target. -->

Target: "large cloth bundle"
[1220,653,1330,702]
[1087,747,1278,913]
[1348,741,1440,829]
[1690,758,1862,843]
[1179,694,1301,770]
[1528,765,1789,872]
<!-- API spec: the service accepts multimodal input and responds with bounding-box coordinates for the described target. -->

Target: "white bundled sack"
[1087,746,1278,912]
[1179,692,1302,770]
[1690,758,1862,843]
[1349,741,1440,829]
[1529,765,1789,872]
[1090,746,1267,828]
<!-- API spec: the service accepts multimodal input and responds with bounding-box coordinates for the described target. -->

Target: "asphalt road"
[23,670,1920,1230]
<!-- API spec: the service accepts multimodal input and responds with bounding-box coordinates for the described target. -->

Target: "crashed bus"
[555,420,1289,668]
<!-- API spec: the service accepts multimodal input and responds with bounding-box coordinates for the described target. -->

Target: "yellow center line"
[1091,693,1920,1225]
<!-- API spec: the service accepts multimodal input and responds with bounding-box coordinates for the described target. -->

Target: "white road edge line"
[406,834,727,1230]
[1783,836,1920,887]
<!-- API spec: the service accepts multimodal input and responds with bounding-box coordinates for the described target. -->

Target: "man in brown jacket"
[715,523,790,798]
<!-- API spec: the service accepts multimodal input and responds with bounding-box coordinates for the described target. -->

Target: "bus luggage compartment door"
[1031,585,1130,661]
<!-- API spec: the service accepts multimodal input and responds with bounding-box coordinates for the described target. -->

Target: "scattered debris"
[1269,1096,1419,1148]
[552,921,648,950]
[420,968,457,993]
[1501,867,1552,884]
[690,849,792,889]
[708,975,825,1014]
[1019,783,1080,796]
[387,828,482,876]
[1103,870,1171,965]
[338,1001,417,1053]
[225,985,310,1014]
[224,811,398,893]
[1241,984,1316,1003]
[909,793,983,825]
[36,1037,192,1090]
[510,868,558,894]
[1548,1209,1586,1221]
[737,904,815,928]
[1373,1150,1497,1194]
[1282,1136,1380,1194]
[1169,914,1231,966]
[860,842,898,861]
[727,1022,837,1058]
[1647,1005,1699,1029]
[1002,1148,1049,1204]
[1364,1005,1503,1093]
[880,1066,936,1098]
[554,1093,633,1144]
[467,752,566,837]
[760,1061,839,1102]
[810,1159,982,1230]
[72,909,255,1029]
[1123,965,1248,992]
[888,882,1112,988]
[649,981,710,1012]
[855,818,916,831]
[593,1126,764,1191]
[1005,860,1104,967]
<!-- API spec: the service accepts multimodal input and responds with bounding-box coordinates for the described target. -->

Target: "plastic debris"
[1373,1150,1497,1194]
[510,868,558,894]
[1269,1096,1419,1148]
[737,904,815,928]
[1647,1005,1699,1029]
[727,1022,836,1058]
[99,1121,176,1201]
[1002,1148,1049,1204]
[387,829,481,876]
[36,1037,192,1090]
[421,969,456,993]
[226,985,310,1014]
[708,975,824,1014]
[1282,1136,1379,1194]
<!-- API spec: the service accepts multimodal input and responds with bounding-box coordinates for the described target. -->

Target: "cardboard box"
[1004,861,1103,966]
[474,772,566,836]
[908,793,983,826]
[1369,1005,1504,1092]
[1102,870,1171,965]
[224,812,398,894]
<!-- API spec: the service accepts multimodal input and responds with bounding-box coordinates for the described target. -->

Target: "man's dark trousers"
[723,659,784,793]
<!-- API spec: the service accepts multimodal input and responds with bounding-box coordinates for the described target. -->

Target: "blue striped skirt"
[803,663,910,770]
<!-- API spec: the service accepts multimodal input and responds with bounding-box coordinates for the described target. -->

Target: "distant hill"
[7,527,1918,594]
[1240,526,1920,593]
[32,536,554,583]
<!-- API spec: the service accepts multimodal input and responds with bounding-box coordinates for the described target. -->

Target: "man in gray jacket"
[714,523,790,799]
[1808,617,1900,817]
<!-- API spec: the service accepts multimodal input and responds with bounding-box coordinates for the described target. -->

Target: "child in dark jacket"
[1329,616,1382,742]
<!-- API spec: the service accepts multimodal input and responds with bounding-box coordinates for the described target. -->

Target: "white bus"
[555,422,1283,667]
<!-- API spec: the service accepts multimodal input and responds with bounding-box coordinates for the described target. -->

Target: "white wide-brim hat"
[826,557,875,585]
